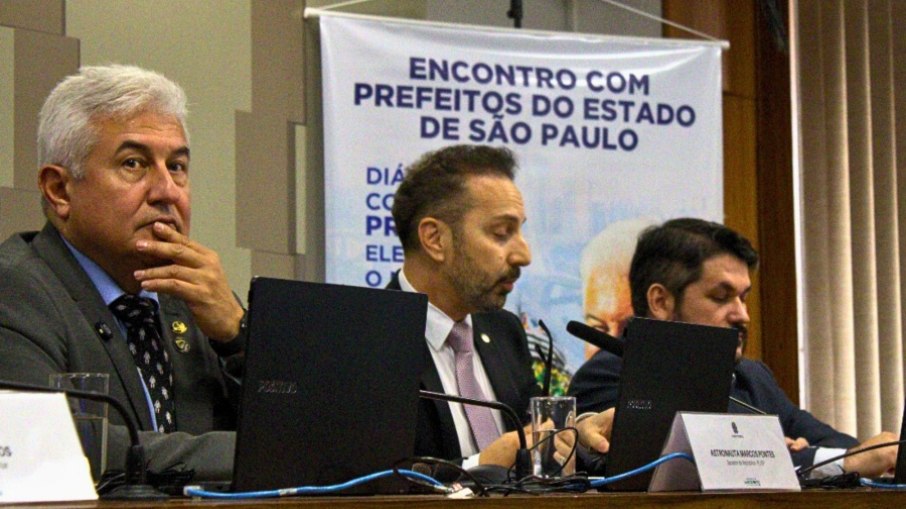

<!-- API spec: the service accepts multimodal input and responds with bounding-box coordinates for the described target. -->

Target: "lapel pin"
[171,320,188,335]
[481,333,491,344]
[174,337,191,353]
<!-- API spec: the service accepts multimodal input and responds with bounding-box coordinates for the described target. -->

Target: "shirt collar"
[62,237,158,306]
[398,267,472,353]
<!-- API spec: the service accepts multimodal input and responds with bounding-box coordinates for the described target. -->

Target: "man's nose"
[147,163,182,203]
[509,233,532,267]
[732,298,750,324]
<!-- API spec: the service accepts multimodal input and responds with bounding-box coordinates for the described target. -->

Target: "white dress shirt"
[398,269,505,466]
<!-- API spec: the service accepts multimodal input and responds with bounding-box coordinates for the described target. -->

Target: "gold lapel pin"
[171,320,188,335]
[481,333,491,344]
[174,337,191,353]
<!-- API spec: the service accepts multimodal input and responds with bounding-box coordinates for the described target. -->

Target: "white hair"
[580,217,655,289]
[37,64,188,178]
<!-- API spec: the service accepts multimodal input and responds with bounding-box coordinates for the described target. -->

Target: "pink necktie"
[447,321,499,450]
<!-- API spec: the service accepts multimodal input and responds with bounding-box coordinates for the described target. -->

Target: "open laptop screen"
[604,317,738,491]
[895,399,906,483]
[232,277,428,493]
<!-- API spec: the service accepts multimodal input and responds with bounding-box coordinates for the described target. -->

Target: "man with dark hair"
[389,144,612,470]
[569,218,898,477]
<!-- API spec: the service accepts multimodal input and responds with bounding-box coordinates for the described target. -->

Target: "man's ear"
[646,283,676,320]
[417,217,452,263]
[38,164,73,220]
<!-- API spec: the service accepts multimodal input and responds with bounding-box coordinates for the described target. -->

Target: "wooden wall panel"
[0,0,63,34]
[664,0,798,401]
[0,187,41,240]
[754,1,798,403]
[235,1,304,260]
[13,28,79,188]
[723,93,762,361]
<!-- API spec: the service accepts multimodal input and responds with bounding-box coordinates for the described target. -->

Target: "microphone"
[94,321,113,341]
[0,379,167,500]
[566,321,768,416]
[566,320,624,357]
[536,319,554,397]
[418,390,532,479]
[728,397,767,415]
[728,373,767,415]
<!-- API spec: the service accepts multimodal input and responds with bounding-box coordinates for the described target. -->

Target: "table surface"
[5,489,905,509]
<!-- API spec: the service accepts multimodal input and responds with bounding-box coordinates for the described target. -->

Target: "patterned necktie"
[447,321,499,450]
[109,295,177,433]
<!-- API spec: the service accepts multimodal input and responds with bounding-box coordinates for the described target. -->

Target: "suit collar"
[395,269,472,353]
[392,269,525,446]
[60,236,158,306]
[31,223,155,430]
[391,270,464,457]
[473,313,520,429]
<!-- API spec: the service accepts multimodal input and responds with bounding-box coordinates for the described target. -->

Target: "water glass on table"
[530,396,577,478]
[49,372,109,481]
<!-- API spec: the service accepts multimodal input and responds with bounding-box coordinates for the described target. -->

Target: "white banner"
[319,14,724,378]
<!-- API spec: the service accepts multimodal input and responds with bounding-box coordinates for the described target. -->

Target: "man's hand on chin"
[132,221,243,342]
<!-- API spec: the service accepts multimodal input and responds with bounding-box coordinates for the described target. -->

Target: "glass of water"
[530,396,577,478]
[49,372,109,481]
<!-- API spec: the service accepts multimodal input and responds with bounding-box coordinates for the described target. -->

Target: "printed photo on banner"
[318,14,724,382]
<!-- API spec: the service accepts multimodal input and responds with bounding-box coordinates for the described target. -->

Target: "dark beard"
[446,244,520,313]
[733,323,748,363]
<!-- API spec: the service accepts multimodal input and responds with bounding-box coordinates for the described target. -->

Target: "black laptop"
[231,277,428,493]
[894,400,906,483]
[874,398,906,484]
[604,317,738,491]
[893,402,906,484]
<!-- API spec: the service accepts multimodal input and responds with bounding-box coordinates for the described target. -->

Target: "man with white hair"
[0,65,243,481]
[579,218,651,359]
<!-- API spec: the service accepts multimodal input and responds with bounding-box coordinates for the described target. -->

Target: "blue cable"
[589,452,696,488]
[859,478,906,490]
[185,454,696,498]
[183,469,443,499]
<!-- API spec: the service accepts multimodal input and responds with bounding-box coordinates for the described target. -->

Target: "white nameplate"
[649,412,800,492]
[0,391,97,502]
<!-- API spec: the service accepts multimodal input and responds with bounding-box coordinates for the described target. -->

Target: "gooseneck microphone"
[565,320,767,416]
[728,374,767,415]
[418,390,532,479]
[0,379,167,500]
[536,319,555,397]
[566,320,624,357]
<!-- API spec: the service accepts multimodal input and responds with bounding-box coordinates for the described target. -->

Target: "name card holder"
[0,391,97,502]
[649,412,800,492]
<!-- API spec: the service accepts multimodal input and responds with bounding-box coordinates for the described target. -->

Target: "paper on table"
[0,391,97,502]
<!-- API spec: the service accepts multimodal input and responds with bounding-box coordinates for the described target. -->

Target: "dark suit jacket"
[387,271,541,460]
[568,350,859,469]
[0,223,240,480]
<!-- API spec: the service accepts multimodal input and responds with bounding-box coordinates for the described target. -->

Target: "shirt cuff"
[462,452,481,470]
[808,447,847,478]
[576,412,599,423]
